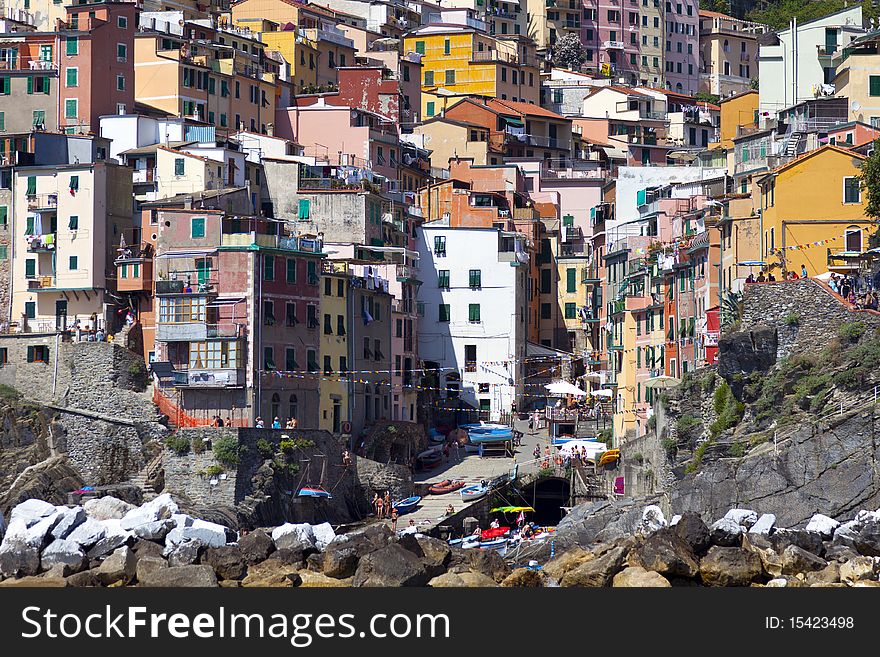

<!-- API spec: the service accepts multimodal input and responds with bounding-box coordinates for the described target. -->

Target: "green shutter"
[26,76,32,94]
[0,77,8,95]
[636,188,646,205]
[439,304,450,321]
[0,111,4,131]
[27,346,34,362]
[424,70,433,85]
[25,216,34,235]
[426,101,435,117]
[68,215,78,229]
[0,246,7,260]
[65,99,77,118]
[25,302,35,319]
[445,69,455,84]
[191,217,205,238]
[567,268,576,293]
[263,255,274,281]
[563,214,574,227]
[69,256,77,270]
[25,258,35,278]
[196,259,210,285]
[444,39,450,55]
[66,36,78,55]
[298,198,310,220]
[66,68,77,87]
[0,206,6,225]
[43,77,49,94]
[469,304,480,322]
[286,258,296,283]
[121,264,127,278]
[871,76,880,97]
[175,158,185,176]
[415,41,425,54]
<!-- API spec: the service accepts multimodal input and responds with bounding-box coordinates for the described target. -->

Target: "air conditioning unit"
[441,212,450,221]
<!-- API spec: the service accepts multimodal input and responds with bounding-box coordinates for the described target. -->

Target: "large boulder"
[140,565,219,587]
[724,509,758,529]
[673,512,711,554]
[10,499,57,527]
[119,495,180,532]
[96,546,137,586]
[0,542,40,578]
[560,546,628,587]
[709,517,743,547]
[780,545,827,575]
[805,514,839,539]
[637,505,667,535]
[631,528,699,578]
[501,568,545,587]
[429,571,498,587]
[397,534,451,577]
[41,539,86,576]
[804,562,840,586]
[612,566,671,587]
[770,529,824,557]
[700,546,763,586]
[832,521,860,548]
[322,543,360,579]
[839,556,879,583]
[165,519,228,549]
[132,520,174,542]
[135,557,167,583]
[166,541,201,567]
[242,560,303,588]
[312,523,336,550]
[24,512,62,549]
[83,497,134,521]
[203,546,246,581]
[448,546,511,583]
[853,520,880,557]
[50,507,87,541]
[352,544,429,587]
[66,518,106,548]
[543,546,593,582]
[238,530,275,565]
[748,514,776,537]
[86,519,133,559]
[272,523,316,550]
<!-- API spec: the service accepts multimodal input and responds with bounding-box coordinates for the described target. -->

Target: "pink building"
[595,0,641,85]
[663,0,700,95]
[275,100,400,182]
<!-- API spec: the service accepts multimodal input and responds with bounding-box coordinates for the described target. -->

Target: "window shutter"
[25,258,35,277]
[25,216,34,235]
[298,198,310,219]
[27,346,34,362]
[43,77,49,94]
[0,206,6,225]
[871,76,880,97]
[26,76,32,94]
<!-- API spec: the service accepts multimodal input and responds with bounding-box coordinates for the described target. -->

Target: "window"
[174,158,185,176]
[339,356,347,373]
[190,216,205,238]
[468,304,481,323]
[439,304,450,322]
[62,97,78,120]
[259,256,278,284]
[116,44,127,61]
[337,315,345,335]
[324,313,333,334]
[845,227,862,251]
[27,345,49,363]
[323,355,332,375]
[415,40,425,54]
[445,69,455,85]
[540,303,551,319]
[426,101,435,117]
[66,37,78,56]
[235,81,240,98]
[286,302,298,326]
[263,346,275,370]
[297,199,310,220]
[469,269,481,289]
[68,215,78,230]
[69,256,77,270]
[363,337,372,359]
[438,269,450,288]
[374,339,383,361]
[307,261,317,285]
[25,258,35,278]
[25,301,35,319]
[307,304,318,328]
[434,235,446,256]
[116,74,125,91]
[307,349,319,372]
[66,68,78,87]
[286,258,296,283]
[0,206,6,226]
[118,16,127,28]
[566,267,576,293]
[565,302,577,319]
[844,176,861,204]
[33,110,45,128]
[285,347,298,371]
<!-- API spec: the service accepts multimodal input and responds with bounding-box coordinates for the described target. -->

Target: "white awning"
[545,381,587,397]
[156,249,218,259]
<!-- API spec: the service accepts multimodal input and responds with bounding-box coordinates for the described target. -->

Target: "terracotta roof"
[487,98,567,120]
[718,89,758,104]
[533,201,557,218]
[698,9,738,20]
[765,144,866,177]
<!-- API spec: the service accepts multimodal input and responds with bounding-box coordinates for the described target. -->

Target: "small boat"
[298,485,332,499]
[598,449,621,467]
[428,479,465,495]
[428,428,447,444]
[460,483,488,502]
[479,537,509,552]
[393,496,422,514]
[480,526,510,540]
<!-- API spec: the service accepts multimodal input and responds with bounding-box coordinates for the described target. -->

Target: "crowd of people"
[827,272,880,311]
[254,416,298,429]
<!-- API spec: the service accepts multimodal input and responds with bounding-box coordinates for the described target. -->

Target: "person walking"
[390,507,399,532]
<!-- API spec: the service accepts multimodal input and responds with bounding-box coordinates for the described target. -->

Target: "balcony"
[26,234,55,253]
[561,224,582,242]
[391,297,415,315]
[540,162,606,180]
[27,193,57,211]
[298,176,365,192]
[157,321,242,343]
[0,56,57,72]
[603,41,625,49]
[396,264,419,282]
[220,232,323,254]
[27,276,55,291]
[173,368,243,388]
[306,26,355,49]
[508,133,563,148]
[581,266,601,284]
[564,21,581,29]
[133,168,157,184]
[116,245,153,293]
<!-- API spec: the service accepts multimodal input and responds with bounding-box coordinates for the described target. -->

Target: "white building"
[99,114,186,165]
[417,221,529,417]
[758,6,864,117]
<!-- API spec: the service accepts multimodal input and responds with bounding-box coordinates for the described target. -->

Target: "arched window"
[271,393,280,420]
[289,394,298,420]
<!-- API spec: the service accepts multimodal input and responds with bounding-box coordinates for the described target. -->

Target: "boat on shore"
[297,485,332,498]
[460,483,488,502]
[393,496,422,514]
[480,526,510,540]
[428,479,465,495]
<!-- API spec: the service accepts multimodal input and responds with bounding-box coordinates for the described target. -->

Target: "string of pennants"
[768,235,841,254]
[266,370,579,392]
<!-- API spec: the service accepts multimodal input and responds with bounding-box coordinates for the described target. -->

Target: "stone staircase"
[129,453,163,502]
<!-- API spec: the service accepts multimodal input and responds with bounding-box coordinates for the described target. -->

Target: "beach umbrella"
[643,375,681,390]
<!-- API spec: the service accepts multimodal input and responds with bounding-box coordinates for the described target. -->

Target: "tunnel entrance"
[516,477,571,526]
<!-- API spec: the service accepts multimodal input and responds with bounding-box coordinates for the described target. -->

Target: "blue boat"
[393,496,422,514]
[460,483,488,502]
[298,485,332,499]
[428,428,446,444]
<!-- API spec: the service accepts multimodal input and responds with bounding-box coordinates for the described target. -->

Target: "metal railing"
[27,193,57,210]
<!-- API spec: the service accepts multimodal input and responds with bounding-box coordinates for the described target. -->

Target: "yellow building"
[718,89,759,149]
[557,247,599,355]
[319,261,349,433]
[403,28,540,119]
[235,20,319,94]
[413,117,498,170]
[718,193,761,296]
[757,145,873,276]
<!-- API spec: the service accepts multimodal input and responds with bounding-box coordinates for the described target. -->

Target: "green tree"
[859,139,880,221]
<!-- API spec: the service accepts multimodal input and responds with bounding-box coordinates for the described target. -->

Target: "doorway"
[55,299,67,330]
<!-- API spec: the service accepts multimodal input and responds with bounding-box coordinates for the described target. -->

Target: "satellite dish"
[852,101,862,112]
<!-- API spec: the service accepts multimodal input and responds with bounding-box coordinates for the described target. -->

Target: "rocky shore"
[3,493,880,587]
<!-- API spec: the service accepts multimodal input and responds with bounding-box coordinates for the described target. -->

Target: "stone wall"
[0,337,164,485]
[741,279,880,360]
[163,428,372,528]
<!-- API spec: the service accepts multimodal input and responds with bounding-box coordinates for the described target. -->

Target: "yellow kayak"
[598,449,621,466]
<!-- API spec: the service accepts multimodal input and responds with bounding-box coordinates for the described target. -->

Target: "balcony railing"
[26,234,55,253]
[0,56,57,72]
[540,162,606,180]
[27,193,57,210]
[27,276,55,290]
[173,368,243,388]
[133,168,157,184]
[603,41,625,49]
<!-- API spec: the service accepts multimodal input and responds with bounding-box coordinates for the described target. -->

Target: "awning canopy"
[156,248,218,259]
[503,117,524,127]
[545,381,587,397]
